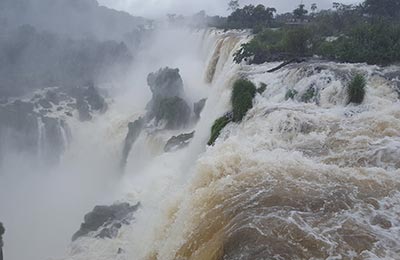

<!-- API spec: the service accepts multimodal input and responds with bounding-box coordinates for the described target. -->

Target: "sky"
[98,0,362,18]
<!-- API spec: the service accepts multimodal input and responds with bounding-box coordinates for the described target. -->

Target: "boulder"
[72,202,140,241]
[147,67,184,99]
[145,68,191,130]
[164,131,195,152]
[151,96,191,129]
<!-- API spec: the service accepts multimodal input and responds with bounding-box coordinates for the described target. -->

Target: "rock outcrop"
[164,131,195,152]
[147,67,184,100]
[0,85,106,165]
[72,202,140,241]
[145,68,191,129]
[193,98,207,119]
[121,67,194,167]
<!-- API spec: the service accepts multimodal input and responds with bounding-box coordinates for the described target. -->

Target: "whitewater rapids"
[52,29,400,260]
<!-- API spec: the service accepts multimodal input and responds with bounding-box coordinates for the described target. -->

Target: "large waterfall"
[1,27,400,260]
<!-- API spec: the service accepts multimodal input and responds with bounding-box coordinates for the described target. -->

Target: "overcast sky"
[98,0,362,18]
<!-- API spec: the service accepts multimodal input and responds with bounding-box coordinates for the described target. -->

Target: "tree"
[333,2,340,10]
[293,4,308,21]
[228,0,240,12]
[311,3,318,13]
[227,4,276,29]
[363,0,400,18]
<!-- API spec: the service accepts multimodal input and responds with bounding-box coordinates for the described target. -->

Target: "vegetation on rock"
[347,74,366,104]
[285,89,298,100]
[232,79,257,122]
[208,79,257,145]
[208,115,232,146]
[229,0,400,66]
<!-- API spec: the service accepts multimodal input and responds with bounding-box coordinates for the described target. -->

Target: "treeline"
[214,0,400,66]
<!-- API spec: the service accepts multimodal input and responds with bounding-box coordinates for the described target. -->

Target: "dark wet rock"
[371,215,392,229]
[76,98,92,122]
[145,68,191,130]
[164,131,195,152]
[57,107,63,111]
[147,67,184,99]
[45,90,60,105]
[121,118,145,168]
[194,99,207,119]
[68,85,107,120]
[39,109,51,115]
[85,86,107,112]
[65,111,73,117]
[151,97,191,129]
[72,202,140,241]
[38,99,52,109]
[0,222,4,260]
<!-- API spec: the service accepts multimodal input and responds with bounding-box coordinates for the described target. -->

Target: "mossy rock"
[285,89,298,100]
[208,115,232,146]
[301,87,315,103]
[232,79,257,122]
[153,96,191,129]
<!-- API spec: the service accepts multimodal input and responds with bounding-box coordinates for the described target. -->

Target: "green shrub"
[301,87,316,102]
[232,79,257,122]
[285,89,298,100]
[207,115,231,146]
[347,74,366,104]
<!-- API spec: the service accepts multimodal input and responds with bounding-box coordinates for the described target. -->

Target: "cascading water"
[2,27,400,260]
[49,28,250,260]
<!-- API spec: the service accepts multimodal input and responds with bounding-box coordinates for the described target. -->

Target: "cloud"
[98,0,362,18]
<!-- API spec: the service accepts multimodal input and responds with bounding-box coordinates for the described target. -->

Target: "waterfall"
[4,28,399,260]
[37,117,46,161]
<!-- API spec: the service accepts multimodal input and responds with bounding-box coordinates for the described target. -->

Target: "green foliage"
[301,87,316,102]
[318,21,400,65]
[347,74,366,104]
[232,79,257,122]
[207,115,231,146]
[293,4,308,21]
[363,0,400,18]
[285,89,298,100]
[231,0,400,66]
[234,27,313,64]
[226,4,276,30]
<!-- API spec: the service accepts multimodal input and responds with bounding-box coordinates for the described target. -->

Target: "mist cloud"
[98,0,362,18]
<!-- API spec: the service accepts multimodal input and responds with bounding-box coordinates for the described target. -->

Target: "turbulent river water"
[1,28,400,260]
